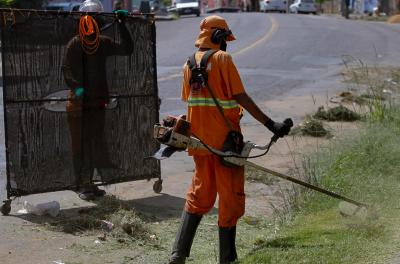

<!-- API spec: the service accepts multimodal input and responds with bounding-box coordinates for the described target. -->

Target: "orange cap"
[195,15,236,49]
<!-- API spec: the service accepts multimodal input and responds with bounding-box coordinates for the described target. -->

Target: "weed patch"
[313,105,361,121]
[290,116,331,137]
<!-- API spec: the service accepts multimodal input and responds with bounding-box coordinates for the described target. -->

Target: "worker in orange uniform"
[63,0,133,200]
[169,15,292,264]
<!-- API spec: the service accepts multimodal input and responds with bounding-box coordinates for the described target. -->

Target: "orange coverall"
[181,46,246,227]
[63,21,133,187]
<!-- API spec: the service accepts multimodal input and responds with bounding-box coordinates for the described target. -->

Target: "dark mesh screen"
[1,10,160,195]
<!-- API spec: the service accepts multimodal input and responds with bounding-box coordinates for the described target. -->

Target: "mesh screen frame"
[0,10,160,197]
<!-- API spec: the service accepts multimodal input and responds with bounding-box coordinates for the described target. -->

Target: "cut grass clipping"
[335,91,367,105]
[47,195,150,243]
[290,116,330,137]
[313,105,361,121]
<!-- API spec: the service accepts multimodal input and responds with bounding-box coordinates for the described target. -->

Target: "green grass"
[239,108,400,264]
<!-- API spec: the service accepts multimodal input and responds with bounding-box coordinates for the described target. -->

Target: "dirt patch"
[387,14,400,24]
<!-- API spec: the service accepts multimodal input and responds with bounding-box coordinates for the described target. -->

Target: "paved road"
[156,13,400,116]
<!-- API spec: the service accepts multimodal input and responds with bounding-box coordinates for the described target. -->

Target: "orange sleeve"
[181,63,191,102]
[219,53,245,98]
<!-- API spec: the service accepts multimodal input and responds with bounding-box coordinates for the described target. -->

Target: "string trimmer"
[152,116,375,219]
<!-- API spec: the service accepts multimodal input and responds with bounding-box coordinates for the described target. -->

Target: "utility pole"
[341,0,349,18]
[287,0,290,13]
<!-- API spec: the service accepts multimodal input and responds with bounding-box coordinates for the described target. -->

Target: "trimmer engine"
[153,115,253,163]
[154,115,192,150]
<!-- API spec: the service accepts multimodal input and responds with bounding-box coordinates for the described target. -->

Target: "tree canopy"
[0,0,47,9]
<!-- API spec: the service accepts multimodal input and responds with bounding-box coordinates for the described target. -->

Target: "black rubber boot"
[169,211,202,264]
[219,226,237,264]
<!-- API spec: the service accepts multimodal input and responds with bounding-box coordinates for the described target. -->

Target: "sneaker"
[78,190,96,201]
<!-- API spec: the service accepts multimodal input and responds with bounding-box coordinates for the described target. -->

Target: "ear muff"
[211,28,232,44]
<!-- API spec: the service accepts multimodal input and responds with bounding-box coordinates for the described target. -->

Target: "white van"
[170,0,200,16]
[260,0,287,12]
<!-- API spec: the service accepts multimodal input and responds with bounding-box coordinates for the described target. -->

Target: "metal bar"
[245,161,367,208]
[5,94,158,104]
[151,17,161,180]
[1,20,11,200]
[0,8,155,17]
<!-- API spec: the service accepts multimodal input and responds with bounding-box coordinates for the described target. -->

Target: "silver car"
[290,0,317,14]
[260,0,287,13]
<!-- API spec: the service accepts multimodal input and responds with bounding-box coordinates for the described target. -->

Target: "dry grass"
[47,195,150,242]
[245,165,278,185]
[335,91,367,105]
[387,14,400,24]
[313,105,361,121]
[341,59,400,93]
[290,116,331,137]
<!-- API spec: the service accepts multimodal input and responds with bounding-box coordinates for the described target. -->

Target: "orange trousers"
[185,155,245,227]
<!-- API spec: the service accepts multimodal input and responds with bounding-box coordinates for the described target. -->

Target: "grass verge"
[239,107,400,264]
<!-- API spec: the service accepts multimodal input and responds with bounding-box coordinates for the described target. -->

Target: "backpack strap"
[201,50,235,131]
[187,53,197,70]
[200,49,218,69]
[187,49,217,70]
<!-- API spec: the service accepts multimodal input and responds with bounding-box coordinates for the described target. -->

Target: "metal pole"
[1,14,11,200]
[245,161,367,207]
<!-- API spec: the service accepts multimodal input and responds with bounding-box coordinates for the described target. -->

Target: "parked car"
[168,0,200,16]
[43,2,82,11]
[260,0,287,13]
[290,0,317,14]
[149,0,169,15]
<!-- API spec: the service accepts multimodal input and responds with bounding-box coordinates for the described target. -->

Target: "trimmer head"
[338,201,379,221]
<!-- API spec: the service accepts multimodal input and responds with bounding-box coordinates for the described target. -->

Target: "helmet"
[79,0,104,12]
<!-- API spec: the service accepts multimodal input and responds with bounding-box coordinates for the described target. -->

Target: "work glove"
[114,9,129,22]
[74,87,84,98]
[265,118,293,139]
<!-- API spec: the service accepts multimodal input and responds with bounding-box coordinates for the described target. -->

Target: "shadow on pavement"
[7,193,217,235]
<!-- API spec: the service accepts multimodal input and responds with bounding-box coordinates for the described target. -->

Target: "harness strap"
[200,49,218,68]
[187,49,234,131]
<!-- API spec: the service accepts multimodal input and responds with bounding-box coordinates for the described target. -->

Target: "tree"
[315,0,324,12]
[0,0,15,6]
[0,0,48,9]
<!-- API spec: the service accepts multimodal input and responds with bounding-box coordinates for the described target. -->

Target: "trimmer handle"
[271,118,294,143]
